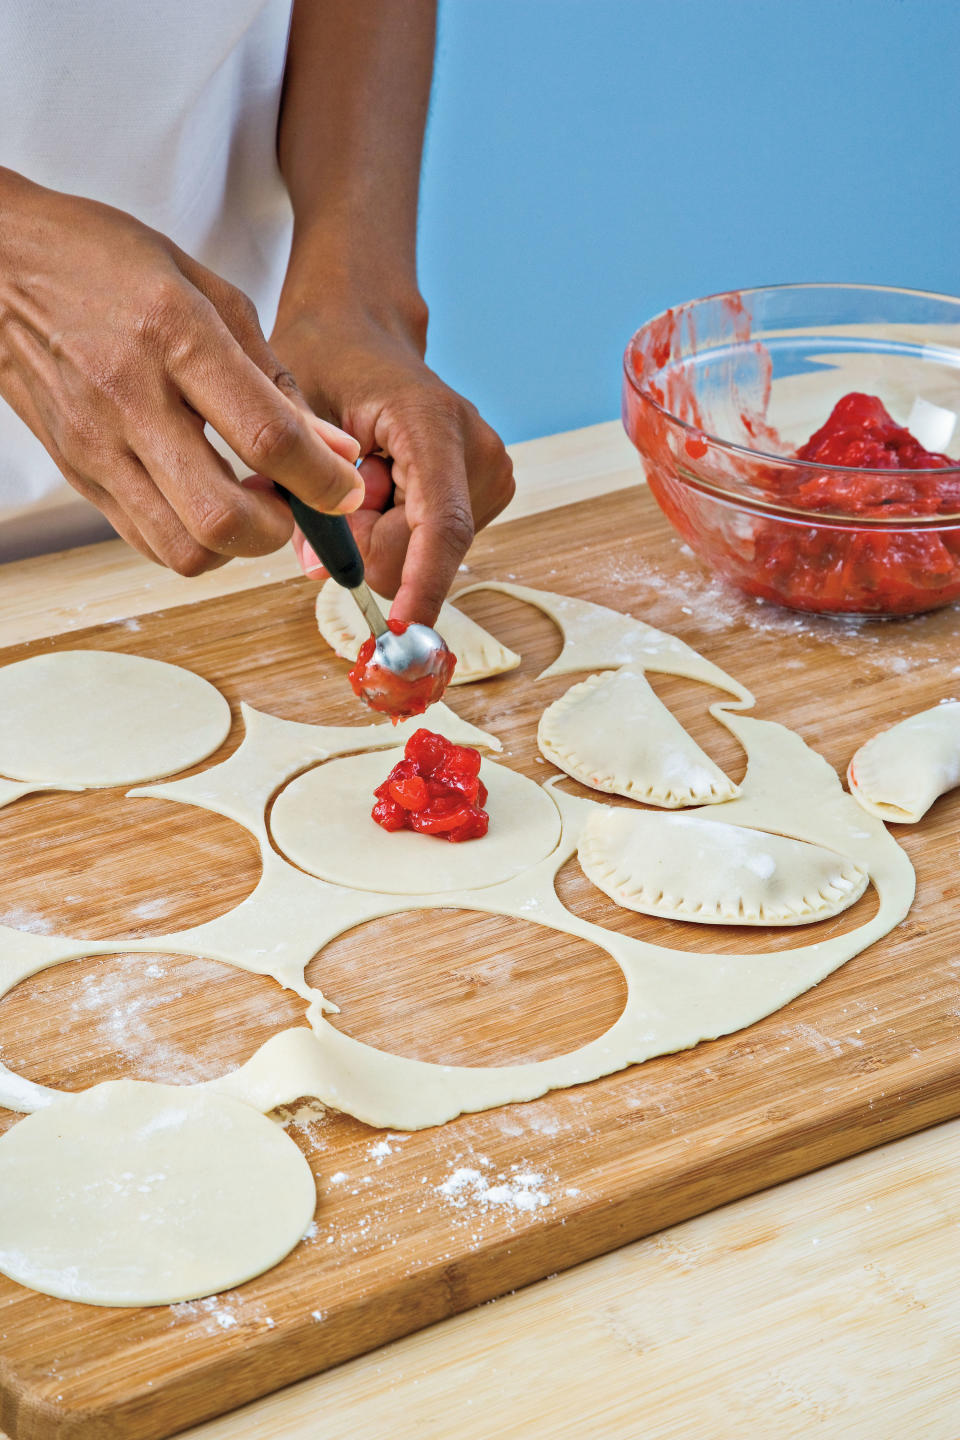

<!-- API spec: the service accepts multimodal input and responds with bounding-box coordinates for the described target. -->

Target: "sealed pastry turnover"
[316,580,520,685]
[538,666,738,807]
[579,808,869,926]
[848,702,960,823]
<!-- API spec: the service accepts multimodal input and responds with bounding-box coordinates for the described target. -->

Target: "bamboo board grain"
[1,483,960,1439]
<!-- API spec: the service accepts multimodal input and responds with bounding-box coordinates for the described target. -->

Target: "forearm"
[276,0,436,339]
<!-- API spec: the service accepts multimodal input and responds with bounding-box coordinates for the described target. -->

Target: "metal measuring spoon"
[278,487,456,717]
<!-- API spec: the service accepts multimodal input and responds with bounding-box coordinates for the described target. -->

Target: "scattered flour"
[593,541,949,676]
[366,1134,410,1165]
[746,853,777,881]
[169,1296,240,1333]
[0,908,55,935]
[169,1293,279,1335]
[275,1100,328,1139]
[130,897,175,923]
[436,1162,552,1216]
[69,956,217,1083]
[783,1021,866,1057]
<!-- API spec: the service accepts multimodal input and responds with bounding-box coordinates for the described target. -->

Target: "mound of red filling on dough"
[372,728,489,842]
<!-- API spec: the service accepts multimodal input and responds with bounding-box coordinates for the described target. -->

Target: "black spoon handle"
[275,485,365,591]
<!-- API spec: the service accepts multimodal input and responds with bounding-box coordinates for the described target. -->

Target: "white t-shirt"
[0,0,294,562]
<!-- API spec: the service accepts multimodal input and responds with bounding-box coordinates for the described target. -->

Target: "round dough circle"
[0,650,232,787]
[0,1080,316,1306]
[271,750,562,894]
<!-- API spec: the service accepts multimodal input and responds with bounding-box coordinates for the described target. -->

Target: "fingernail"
[312,416,362,463]
[334,480,366,515]
[300,541,324,575]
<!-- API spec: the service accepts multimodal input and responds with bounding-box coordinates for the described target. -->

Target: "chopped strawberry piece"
[389,774,430,810]
[371,797,407,832]
[370,729,489,842]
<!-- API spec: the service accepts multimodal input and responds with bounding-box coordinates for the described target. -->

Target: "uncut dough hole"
[0,649,231,786]
[308,910,627,1066]
[270,750,561,894]
[0,793,261,940]
[0,953,309,1091]
[0,1081,316,1306]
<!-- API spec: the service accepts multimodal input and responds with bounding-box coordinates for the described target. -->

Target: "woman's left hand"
[269,306,515,626]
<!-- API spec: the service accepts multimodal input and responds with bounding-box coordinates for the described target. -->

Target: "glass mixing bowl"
[622,284,960,615]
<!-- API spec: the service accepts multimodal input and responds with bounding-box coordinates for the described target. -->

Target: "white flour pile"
[437,1165,552,1213]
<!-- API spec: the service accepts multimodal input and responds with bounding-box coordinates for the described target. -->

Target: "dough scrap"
[0,650,231,787]
[538,666,738,806]
[0,1080,316,1306]
[270,749,562,894]
[0,778,48,811]
[848,701,960,823]
[454,580,752,700]
[578,808,869,925]
[316,579,520,684]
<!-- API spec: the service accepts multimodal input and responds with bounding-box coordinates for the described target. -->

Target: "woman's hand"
[271,304,515,624]
[0,169,364,574]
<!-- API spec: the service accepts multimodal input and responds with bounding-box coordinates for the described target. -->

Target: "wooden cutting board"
[1,484,959,1440]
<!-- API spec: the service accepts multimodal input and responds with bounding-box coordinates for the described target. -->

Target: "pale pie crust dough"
[538,666,738,806]
[848,701,960,822]
[0,776,81,814]
[0,603,919,1304]
[579,808,869,925]
[200,707,913,1130]
[0,1080,316,1306]
[0,650,231,787]
[270,749,562,894]
[454,580,753,700]
[316,579,520,684]
[0,701,503,1106]
[0,699,910,1135]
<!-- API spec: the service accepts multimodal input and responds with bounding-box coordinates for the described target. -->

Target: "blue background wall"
[418,0,960,444]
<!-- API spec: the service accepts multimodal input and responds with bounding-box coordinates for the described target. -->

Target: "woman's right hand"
[0,168,364,573]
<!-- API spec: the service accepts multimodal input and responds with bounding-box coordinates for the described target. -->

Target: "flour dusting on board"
[69,957,219,1084]
[129,897,176,927]
[591,541,949,674]
[435,1155,555,1219]
[365,1134,411,1165]
[274,1099,329,1147]
[0,908,55,935]
[168,1294,277,1335]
